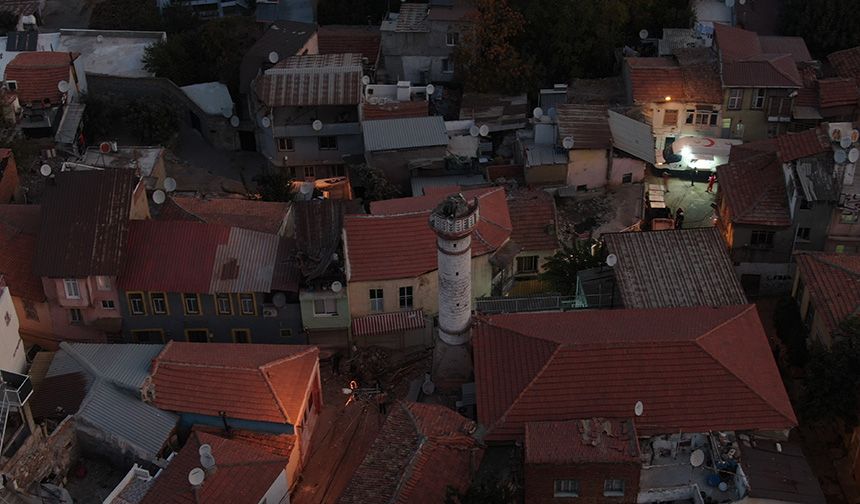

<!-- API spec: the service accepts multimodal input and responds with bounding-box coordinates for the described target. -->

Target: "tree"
[90,0,163,31]
[254,171,295,202]
[800,316,860,425]
[349,163,400,203]
[773,297,809,367]
[540,240,604,295]
[781,0,860,57]
[0,11,18,36]
[317,0,390,25]
[455,0,529,94]
[445,481,518,504]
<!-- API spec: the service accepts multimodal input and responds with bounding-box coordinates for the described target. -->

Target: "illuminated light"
[664,96,672,101]
[681,146,691,158]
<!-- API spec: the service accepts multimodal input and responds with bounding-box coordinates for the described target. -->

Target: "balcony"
[1,370,32,407]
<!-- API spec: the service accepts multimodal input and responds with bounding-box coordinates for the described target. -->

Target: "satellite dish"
[725,0,735,7]
[268,51,279,64]
[361,75,371,85]
[188,468,205,487]
[331,281,343,293]
[851,129,859,143]
[96,34,104,43]
[835,149,848,164]
[533,107,543,119]
[634,400,643,416]
[152,190,166,204]
[469,125,479,137]
[739,0,746,4]
[99,141,112,154]
[718,482,728,492]
[479,124,489,137]
[39,164,52,177]
[690,449,705,467]
[425,83,435,95]
[606,253,618,267]
[58,80,69,93]
[312,119,323,131]
[368,96,380,105]
[841,136,852,149]
[220,107,232,119]
[850,148,860,163]
[562,136,574,149]
[639,29,649,40]
[198,444,212,457]
[272,292,287,307]
[163,177,177,192]
[831,128,842,142]
[230,115,240,127]
[260,116,271,128]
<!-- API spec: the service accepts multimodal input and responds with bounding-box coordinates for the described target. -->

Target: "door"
[239,130,256,151]
[189,111,201,132]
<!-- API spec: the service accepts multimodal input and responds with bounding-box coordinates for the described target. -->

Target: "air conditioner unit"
[262,307,278,318]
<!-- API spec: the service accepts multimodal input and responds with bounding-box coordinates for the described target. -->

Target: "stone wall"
[2,417,78,492]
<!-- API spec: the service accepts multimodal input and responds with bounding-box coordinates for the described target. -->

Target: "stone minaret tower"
[429,194,479,346]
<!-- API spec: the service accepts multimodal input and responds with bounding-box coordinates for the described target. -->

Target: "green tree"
[455,0,529,94]
[349,163,400,203]
[0,11,18,36]
[445,481,518,504]
[90,0,163,31]
[317,0,390,25]
[800,316,860,425]
[254,171,295,202]
[780,0,860,57]
[540,240,603,295]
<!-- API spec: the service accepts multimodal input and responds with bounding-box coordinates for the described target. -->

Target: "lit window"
[604,479,625,497]
[128,292,146,315]
[183,294,201,315]
[150,293,168,315]
[840,212,859,224]
[239,293,256,315]
[216,293,233,315]
[399,286,413,310]
[69,308,83,323]
[63,278,80,299]
[369,289,384,313]
[516,255,539,274]
[232,329,251,343]
[96,276,112,291]
[318,136,337,150]
[313,298,338,315]
[277,138,294,151]
[554,479,580,497]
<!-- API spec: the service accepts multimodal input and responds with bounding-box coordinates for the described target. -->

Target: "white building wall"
[260,470,289,504]
[436,232,473,345]
[0,285,26,373]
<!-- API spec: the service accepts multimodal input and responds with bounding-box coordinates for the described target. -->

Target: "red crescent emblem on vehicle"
[703,138,715,147]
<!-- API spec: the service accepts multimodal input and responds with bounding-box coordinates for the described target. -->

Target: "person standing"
[707,174,717,193]
[675,207,685,229]
[662,170,670,193]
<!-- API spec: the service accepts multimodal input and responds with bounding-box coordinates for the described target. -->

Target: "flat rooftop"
[58,29,166,78]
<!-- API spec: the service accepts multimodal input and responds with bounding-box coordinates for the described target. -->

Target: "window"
[750,230,775,249]
[101,300,115,309]
[399,286,413,310]
[576,184,587,192]
[727,89,743,110]
[96,276,112,291]
[150,292,168,315]
[318,136,337,150]
[841,212,859,224]
[693,110,719,126]
[721,117,732,130]
[442,58,453,73]
[6,80,17,91]
[63,278,80,299]
[232,329,251,344]
[133,329,164,344]
[516,255,539,274]
[239,293,256,315]
[333,165,345,177]
[796,227,811,241]
[554,479,580,497]
[446,31,459,46]
[277,137,294,151]
[304,166,316,178]
[313,298,338,316]
[216,293,233,315]
[23,300,38,321]
[662,109,678,126]
[186,329,209,342]
[183,293,201,315]
[127,292,146,315]
[622,172,633,184]
[369,289,384,313]
[752,88,766,109]
[604,479,625,497]
[69,308,83,324]
[280,328,293,339]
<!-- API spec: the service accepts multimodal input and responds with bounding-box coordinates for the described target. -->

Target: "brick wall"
[524,461,641,504]
[2,417,79,491]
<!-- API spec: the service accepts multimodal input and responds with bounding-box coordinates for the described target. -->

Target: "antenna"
[634,400,643,416]
[230,115,240,128]
[841,136,852,149]
[533,107,543,119]
[260,116,271,128]
[164,177,177,192]
[562,136,574,149]
[312,119,323,131]
[835,149,848,164]
[479,124,489,137]
[469,125,479,137]
[268,51,279,64]
[361,75,371,85]
[851,129,859,143]
[425,83,435,95]
[606,253,618,267]
[188,468,205,488]
[39,164,52,177]
[690,449,705,467]
[849,148,860,163]
[331,281,343,293]
[272,292,287,308]
[152,190,166,205]
[58,80,69,93]
[639,29,649,40]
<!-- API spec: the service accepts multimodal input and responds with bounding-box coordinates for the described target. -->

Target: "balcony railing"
[1,370,32,407]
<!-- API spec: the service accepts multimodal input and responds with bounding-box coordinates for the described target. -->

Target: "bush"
[83,94,178,145]
[773,296,809,367]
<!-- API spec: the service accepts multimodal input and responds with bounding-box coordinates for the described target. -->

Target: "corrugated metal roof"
[77,379,177,461]
[362,116,448,152]
[48,342,164,392]
[556,104,611,150]
[608,110,656,164]
[54,102,85,145]
[210,227,279,293]
[351,309,426,337]
[256,53,363,107]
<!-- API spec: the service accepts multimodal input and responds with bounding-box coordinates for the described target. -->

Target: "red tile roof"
[0,204,44,301]
[150,342,319,425]
[347,187,512,282]
[728,139,779,162]
[140,431,288,504]
[5,52,75,104]
[318,25,381,63]
[774,127,832,162]
[714,24,803,88]
[361,100,428,121]
[759,36,812,63]
[525,418,639,465]
[829,46,860,86]
[722,55,802,88]
[474,305,797,441]
[625,57,722,103]
[714,23,762,62]
[159,196,290,235]
[338,402,483,504]
[191,425,296,458]
[0,148,18,203]
[818,77,859,108]
[717,152,791,227]
[794,252,860,335]
[35,169,136,277]
[506,189,558,252]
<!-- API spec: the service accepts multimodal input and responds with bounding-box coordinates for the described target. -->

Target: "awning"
[352,309,426,337]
